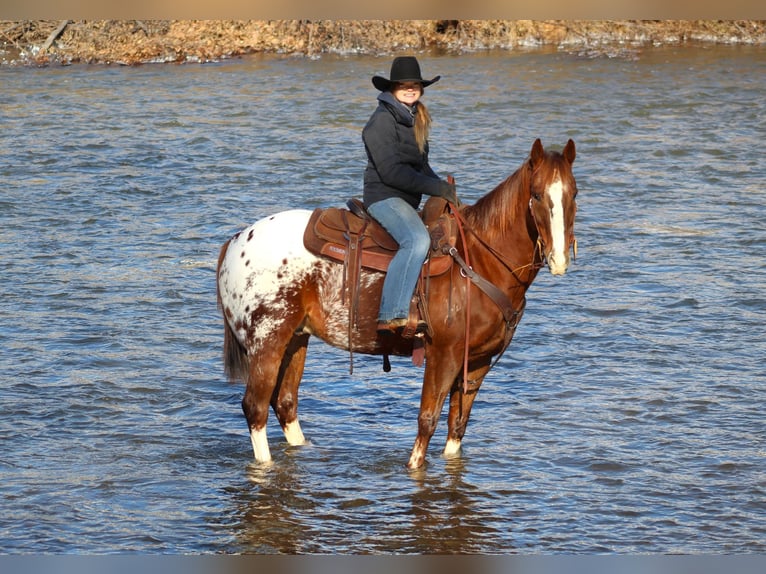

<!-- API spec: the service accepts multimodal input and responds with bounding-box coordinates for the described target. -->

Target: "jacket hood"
[377,92,417,127]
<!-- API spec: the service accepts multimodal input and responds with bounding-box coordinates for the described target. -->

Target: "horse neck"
[463,165,539,271]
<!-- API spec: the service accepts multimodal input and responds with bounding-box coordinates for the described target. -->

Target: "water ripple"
[1,47,765,554]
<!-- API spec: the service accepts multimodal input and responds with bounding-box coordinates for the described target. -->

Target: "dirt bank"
[2,20,765,66]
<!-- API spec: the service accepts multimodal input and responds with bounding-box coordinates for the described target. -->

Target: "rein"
[452,204,472,394]
[446,203,529,393]
[453,203,544,284]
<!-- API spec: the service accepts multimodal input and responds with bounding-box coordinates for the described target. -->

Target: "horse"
[216,138,578,469]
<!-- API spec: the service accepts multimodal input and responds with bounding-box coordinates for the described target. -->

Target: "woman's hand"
[442,175,460,206]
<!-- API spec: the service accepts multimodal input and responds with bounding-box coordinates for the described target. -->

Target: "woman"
[362,56,458,335]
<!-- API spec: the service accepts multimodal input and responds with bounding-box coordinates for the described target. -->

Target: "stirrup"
[401,320,428,339]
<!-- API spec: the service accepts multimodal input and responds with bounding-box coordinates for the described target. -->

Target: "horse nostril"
[547,251,569,275]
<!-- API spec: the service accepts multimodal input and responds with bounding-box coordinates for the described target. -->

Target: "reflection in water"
[401,458,503,554]
[233,459,316,554]
[229,452,511,554]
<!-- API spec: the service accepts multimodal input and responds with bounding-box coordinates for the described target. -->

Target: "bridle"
[445,203,534,394]
[527,164,579,267]
[442,168,576,393]
[529,201,578,267]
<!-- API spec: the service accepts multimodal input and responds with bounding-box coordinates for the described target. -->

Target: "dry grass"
[1,20,765,66]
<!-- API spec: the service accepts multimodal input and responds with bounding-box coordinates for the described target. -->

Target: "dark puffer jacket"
[362,92,452,209]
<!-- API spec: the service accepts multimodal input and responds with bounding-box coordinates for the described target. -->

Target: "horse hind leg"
[242,361,278,463]
[242,330,301,464]
[271,333,310,447]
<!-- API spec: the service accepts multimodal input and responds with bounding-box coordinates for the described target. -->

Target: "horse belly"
[218,209,319,345]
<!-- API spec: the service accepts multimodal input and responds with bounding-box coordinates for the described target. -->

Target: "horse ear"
[563,139,576,164]
[529,138,544,167]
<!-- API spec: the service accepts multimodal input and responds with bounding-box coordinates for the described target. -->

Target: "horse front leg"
[271,333,310,447]
[444,363,491,458]
[407,351,462,470]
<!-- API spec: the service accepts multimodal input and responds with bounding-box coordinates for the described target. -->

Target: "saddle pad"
[312,206,399,252]
[303,206,454,276]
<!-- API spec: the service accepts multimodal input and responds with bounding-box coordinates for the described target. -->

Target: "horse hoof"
[443,438,462,457]
[407,455,426,470]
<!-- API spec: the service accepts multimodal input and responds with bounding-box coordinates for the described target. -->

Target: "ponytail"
[414,101,431,154]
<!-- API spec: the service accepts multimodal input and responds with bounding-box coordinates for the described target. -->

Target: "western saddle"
[303,196,457,366]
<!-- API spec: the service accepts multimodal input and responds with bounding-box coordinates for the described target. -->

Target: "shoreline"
[2,20,765,66]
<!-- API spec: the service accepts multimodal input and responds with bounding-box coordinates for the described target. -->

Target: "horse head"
[527,138,578,275]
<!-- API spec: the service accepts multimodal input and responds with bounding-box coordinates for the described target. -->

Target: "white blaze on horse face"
[547,175,568,275]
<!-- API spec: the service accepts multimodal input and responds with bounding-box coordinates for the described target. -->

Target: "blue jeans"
[367,197,431,321]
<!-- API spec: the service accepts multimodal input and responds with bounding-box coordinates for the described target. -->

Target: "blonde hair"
[414,101,431,154]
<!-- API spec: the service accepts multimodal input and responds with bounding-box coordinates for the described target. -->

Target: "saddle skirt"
[303,196,456,276]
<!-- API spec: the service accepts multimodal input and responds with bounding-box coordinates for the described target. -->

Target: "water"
[1,46,764,554]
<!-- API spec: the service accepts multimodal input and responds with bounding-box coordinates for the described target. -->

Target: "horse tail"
[217,238,250,384]
[222,318,249,383]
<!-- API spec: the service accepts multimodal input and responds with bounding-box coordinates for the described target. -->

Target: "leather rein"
[444,202,543,393]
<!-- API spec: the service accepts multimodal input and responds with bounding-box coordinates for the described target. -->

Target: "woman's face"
[392,81,423,106]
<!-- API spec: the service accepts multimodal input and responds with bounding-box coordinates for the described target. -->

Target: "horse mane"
[462,158,531,242]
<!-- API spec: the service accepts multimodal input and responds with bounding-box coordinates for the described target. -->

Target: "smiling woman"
[363,56,454,332]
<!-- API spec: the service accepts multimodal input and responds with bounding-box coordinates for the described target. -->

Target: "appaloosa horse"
[217,138,578,469]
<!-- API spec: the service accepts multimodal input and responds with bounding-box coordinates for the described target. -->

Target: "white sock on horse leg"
[283,420,306,446]
[250,427,272,463]
[443,438,462,456]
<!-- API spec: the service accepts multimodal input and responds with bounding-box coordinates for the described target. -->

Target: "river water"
[1,46,764,554]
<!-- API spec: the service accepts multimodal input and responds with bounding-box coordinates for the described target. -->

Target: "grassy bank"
[2,20,765,66]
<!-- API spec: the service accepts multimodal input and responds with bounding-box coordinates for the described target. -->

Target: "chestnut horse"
[217,139,578,469]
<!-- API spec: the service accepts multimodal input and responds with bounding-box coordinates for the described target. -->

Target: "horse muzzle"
[547,250,569,275]
[545,237,577,276]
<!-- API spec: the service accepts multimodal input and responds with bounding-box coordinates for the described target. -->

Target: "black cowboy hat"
[372,56,441,91]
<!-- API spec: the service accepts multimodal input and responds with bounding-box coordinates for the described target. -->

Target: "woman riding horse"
[362,56,458,335]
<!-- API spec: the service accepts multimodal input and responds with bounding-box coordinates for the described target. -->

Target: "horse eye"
[531,192,541,201]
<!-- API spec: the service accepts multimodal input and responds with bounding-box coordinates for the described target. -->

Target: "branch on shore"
[41,20,69,54]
